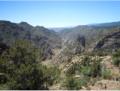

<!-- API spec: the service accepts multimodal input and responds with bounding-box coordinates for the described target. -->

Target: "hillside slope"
[0,20,61,59]
[59,21,120,51]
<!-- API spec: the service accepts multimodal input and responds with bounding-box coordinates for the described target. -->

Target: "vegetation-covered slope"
[0,20,61,59]
[0,20,120,90]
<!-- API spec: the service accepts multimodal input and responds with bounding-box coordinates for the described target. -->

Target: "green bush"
[41,65,61,86]
[112,50,120,67]
[66,56,102,77]
[64,56,102,90]
[101,69,112,79]
[80,66,92,76]
[63,76,89,90]
[7,64,46,90]
[0,73,8,84]
[0,40,52,90]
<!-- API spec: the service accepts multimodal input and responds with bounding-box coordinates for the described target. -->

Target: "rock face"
[54,33,85,64]
[62,33,85,54]
[54,21,120,64]
[94,31,120,52]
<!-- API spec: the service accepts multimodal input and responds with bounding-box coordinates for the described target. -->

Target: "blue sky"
[0,1,120,27]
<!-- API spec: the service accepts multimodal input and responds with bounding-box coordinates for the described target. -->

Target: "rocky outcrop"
[59,22,120,52]
[54,33,85,64]
[94,31,120,52]
[62,33,85,54]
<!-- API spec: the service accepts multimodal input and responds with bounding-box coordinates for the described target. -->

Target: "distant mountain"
[53,21,120,64]
[89,21,120,28]
[59,21,120,51]
[49,27,72,33]
[0,20,61,60]
[1,20,120,63]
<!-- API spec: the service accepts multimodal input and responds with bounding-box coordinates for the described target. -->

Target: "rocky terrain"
[53,21,120,64]
[0,20,120,90]
[51,21,120,90]
[94,31,120,52]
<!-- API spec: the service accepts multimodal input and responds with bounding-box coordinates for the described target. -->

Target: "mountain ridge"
[0,20,61,60]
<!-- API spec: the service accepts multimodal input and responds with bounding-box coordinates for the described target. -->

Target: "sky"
[0,1,120,27]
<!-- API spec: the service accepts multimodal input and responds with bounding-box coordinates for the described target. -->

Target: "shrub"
[66,56,102,78]
[7,64,46,90]
[101,69,112,79]
[80,66,92,76]
[63,76,89,90]
[0,40,49,89]
[112,50,120,67]
[90,58,102,77]
[80,56,102,77]
[95,51,108,56]
[41,66,61,86]
[0,73,8,84]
